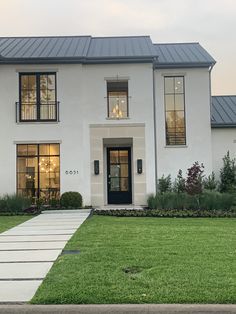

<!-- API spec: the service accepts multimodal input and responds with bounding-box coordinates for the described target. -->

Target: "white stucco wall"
[154,68,213,180]
[0,63,156,205]
[211,128,236,177]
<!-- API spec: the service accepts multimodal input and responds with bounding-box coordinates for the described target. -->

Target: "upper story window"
[19,73,57,122]
[164,76,186,145]
[107,81,128,119]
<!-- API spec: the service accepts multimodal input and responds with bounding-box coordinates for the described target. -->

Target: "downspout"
[152,58,158,194]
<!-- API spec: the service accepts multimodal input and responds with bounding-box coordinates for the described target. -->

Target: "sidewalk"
[0,210,91,302]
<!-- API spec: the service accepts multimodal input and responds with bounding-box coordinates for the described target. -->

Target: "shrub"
[173,169,186,193]
[147,191,234,212]
[185,162,204,195]
[49,198,60,209]
[0,194,31,214]
[203,172,218,191]
[158,175,172,193]
[60,191,83,209]
[219,151,236,193]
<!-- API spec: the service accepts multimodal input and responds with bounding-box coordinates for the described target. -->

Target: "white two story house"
[0,35,235,206]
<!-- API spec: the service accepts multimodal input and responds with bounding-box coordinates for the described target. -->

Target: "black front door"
[107,147,132,204]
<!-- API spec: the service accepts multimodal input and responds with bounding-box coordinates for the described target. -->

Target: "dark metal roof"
[154,43,216,68]
[0,35,215,66]
[211,96,236,128]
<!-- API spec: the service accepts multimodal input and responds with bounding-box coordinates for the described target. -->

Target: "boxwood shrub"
[60,191,83,209]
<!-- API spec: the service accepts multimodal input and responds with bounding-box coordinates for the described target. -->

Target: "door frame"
[106,147,132,204]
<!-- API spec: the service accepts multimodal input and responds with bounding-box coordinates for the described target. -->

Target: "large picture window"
[17,144,60,202]
[164,76,186,145]
[19,73,57,121]
[107,81,128,118]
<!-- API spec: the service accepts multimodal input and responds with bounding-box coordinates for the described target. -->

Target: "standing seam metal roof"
[211,96,236,127]
[0,35,215,66]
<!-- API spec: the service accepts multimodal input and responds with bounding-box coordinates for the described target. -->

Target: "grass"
[31,216,236,304]
[0,215,33,233]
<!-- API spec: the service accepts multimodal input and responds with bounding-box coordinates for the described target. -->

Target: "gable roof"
[154,43,216,68]
[0,35,215,67]
[211,96,236,127]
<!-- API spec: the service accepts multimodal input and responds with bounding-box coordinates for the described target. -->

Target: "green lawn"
[0,216,33,233]
[31,216,236,304]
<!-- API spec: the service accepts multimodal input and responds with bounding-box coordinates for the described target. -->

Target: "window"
[17,144,60,202]
[19,73,57,121]
[107,81,128,118]
[164,76,186,145]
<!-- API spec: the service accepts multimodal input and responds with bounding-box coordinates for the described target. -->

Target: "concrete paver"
[0,234,72,242]
[0,262,53,279]
[0,241,67,250]
[0,210,91,302]
[0,281,43,302]
[0,249,61,262]
[1,229,77,235]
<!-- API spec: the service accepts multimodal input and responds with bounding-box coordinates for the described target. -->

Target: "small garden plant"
[145,152,236,215]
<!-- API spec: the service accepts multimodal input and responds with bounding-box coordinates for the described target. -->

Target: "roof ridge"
[154,42,199,45]
[0,35,92,39]
[92,35,150,39]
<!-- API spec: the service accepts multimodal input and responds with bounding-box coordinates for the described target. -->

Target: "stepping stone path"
[0,209,91,303]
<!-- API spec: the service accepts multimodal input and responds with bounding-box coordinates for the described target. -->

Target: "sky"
[1,0,236,95]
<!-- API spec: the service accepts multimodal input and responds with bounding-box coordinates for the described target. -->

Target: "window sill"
[16,121,60,125]
[164,145,188,148]
[106,117,130,120]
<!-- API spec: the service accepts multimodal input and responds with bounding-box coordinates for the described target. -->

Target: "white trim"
[13,140,62,144]
[15,68,59,73]
[90,123,145,128]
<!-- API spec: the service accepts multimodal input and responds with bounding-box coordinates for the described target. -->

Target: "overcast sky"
[1,0,236,95]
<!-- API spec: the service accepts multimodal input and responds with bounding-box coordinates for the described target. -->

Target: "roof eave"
[0,56,155,65]
[211,123,236,128]
[154,61,216,69]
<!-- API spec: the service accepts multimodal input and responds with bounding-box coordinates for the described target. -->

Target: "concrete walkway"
[0,209,91,303]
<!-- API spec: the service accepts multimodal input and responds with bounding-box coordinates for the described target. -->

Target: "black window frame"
[19,72,57,122]
[164,76,186,146]
[107,80,129,119]
[16,143,60,202]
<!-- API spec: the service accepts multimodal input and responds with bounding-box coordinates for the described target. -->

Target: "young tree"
[185,162,204,195]
[219,151,236,193]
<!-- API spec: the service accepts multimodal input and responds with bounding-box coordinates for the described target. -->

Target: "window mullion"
[36,74,41,121]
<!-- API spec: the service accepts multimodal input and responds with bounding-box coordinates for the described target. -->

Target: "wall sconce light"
[137,159,142,174]
[94,160,99,175]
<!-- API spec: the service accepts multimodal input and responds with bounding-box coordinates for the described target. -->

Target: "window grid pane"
[164,76,186,145]
[17,144,60,203]
[107,81,128,118]
[20,73,56,121]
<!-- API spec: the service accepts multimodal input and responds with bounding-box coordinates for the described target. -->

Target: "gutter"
[152,58,158,194]
[211,124,236,128]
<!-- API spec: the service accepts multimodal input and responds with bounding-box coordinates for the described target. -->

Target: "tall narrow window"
[17,144,60,202]
[164,76,186,145]
[19,73,57,121]
[107,81,128,118]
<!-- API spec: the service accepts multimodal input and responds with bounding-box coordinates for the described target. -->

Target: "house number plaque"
[65,170,79,175]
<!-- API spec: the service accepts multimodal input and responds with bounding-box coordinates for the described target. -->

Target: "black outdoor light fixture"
[94,160,99,175]
[137,159,142,174]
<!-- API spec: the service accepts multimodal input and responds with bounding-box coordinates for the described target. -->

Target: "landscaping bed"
[94,208,236,218]
[31,216,236,304]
